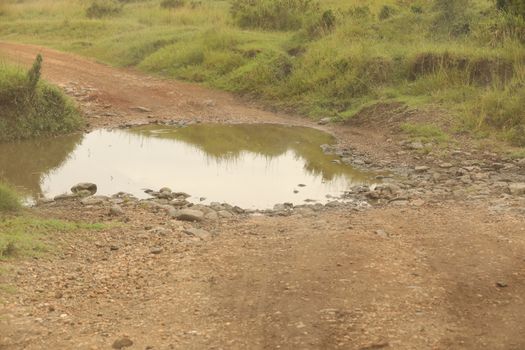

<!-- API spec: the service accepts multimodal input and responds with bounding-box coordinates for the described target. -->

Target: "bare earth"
[1,42,525,350]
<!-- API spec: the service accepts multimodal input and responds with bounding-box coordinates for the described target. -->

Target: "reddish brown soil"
[1,42,525,350]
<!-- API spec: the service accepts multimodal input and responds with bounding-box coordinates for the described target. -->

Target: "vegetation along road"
[1,0,525,349]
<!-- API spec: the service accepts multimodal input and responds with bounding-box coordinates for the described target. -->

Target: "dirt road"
[1,42,525,350]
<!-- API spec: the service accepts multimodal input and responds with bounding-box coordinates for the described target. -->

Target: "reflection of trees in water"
[0,133,83,196]
[132,124,373,183]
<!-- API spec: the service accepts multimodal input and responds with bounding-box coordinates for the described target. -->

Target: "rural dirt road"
[1,42,525,350]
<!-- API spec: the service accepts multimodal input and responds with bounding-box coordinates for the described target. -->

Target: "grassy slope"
[0,0,524,146]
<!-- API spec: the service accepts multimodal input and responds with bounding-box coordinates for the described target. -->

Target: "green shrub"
[86,0,123,19]
[0,56,82,141]
[230,0,319,31]
[0,183,21,212]
[160,0,185,9]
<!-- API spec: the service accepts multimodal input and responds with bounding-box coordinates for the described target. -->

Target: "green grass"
[0,0,524,146]
[401,122,450,143]
[0,215,105,259]
[0,57,83,142]
[0,182,21,212]
[0,182,105,260]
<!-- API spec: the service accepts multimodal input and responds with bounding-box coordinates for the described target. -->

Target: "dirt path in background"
[0,41,304,127]
[1,42,525,350]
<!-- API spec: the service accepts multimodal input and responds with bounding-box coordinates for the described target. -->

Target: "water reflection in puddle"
[0,124,379,209]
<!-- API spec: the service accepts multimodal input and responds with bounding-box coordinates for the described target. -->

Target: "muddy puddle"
[0,124,380,209]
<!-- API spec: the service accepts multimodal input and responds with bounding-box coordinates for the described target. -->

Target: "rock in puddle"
[71,182,97,196]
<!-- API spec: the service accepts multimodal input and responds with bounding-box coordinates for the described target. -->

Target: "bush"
[160,0,185,9]
[0,183,21,212]
[0,56,82,141]
[230,0,319,31]
[86,0,123,19]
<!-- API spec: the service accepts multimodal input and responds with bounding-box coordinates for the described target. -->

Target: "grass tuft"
[401,122,450,143]
[0,57,82,142]
[0,216,105,259]
[0,183,21,213]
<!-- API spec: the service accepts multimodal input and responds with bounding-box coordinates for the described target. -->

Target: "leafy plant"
[26,53,42,92]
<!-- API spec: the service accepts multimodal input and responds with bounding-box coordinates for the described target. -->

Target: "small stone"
[109,205,124,216]
[409,141,424,150]
[71,183,97,195]
[439,163,453,168]
[218,210,233,219]
[172,209,204,222]
[159,187,172,193]
[496,281,508,288]
[232,206,245,214]
[415,166,430,173]
[183,228,211,240]
[131,106,151,113]
[112,337,133,349]
[375,230,388,238]
[80,196,105,206]
[509,183,525,196]
[110,245,119,251]
[76,190,93,198]
[317,117,331,125]
[204,211,219,220]
[54,193,77,201]
[150,247,163,255]
[411,199,425,207]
